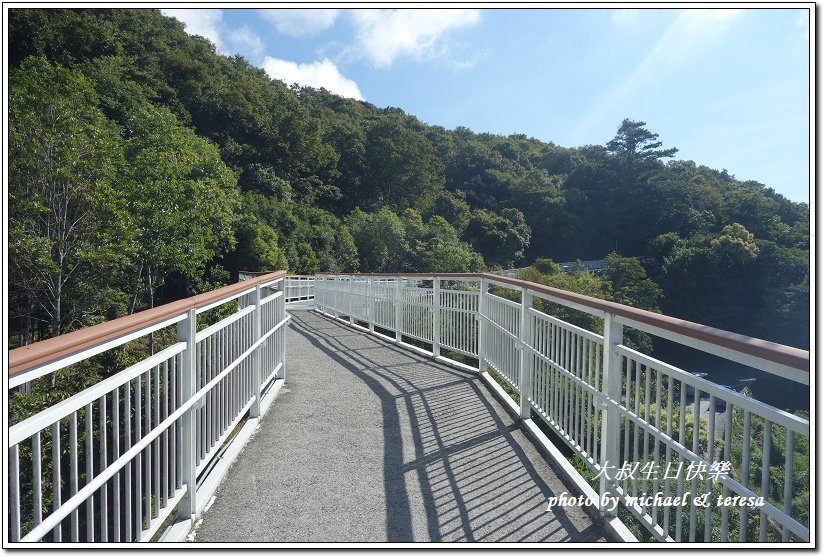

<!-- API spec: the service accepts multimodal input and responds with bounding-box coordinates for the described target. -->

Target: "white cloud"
[350,9,481,69]
[612,9,640,25]
[678,9,742,34]
[227,26,265,58]
[262,57,363,100]
[162,9,224,52]
[259,9,340,37]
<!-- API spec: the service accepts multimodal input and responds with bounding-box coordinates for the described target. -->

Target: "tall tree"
[124,102,239,314]
[607,118,677,187]
[9,56,129,342]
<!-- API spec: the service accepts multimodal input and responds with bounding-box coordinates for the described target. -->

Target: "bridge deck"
[191,310,607,543]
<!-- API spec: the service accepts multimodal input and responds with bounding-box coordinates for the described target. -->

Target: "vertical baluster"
[539,320,546,415]
[738,411,752,542]
[633,360,641,499]
[622,358,632,496]
[562,328,569,434]
[651,369,661,527]
[99,395,108,541]
[574,334,581,445]
[688,388,700,541]
[205,335,211,453]
[199,340,206,462]
[548,321,554,421]
[222,326,229,424]
[124,385,131,542]
[86,403,94,542]
[663,376,674,537]
[585,340,593,459]
[642,365,651,511]
[154,364,161,520]
[69,412,79,541]
[675,382,686,542]
[144,368,152,528]
[33,432,42,528]
[552,323,559,426]
[720,404,733,541]
[704,395,716,541]
[10,443,20,542]
[220,328,225,434]
[135,374,142,537]
[588,341,596,459]
[173,355,179,492]
[163,360,170,507]
[51,420,61,541]
[583,339,591,456]
[759,419,772,542]
[113,387,121,542]
[782,428,794,541]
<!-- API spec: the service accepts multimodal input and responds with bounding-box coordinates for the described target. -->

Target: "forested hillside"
[8,8,810,350]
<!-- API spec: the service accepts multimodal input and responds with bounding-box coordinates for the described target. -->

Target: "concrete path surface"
[191,310,608,543]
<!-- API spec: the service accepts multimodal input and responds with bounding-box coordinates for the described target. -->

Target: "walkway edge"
[159,378,287,542]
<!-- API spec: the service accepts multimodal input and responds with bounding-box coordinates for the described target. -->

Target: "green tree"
[602,252,663,312]
[346,207,407,272]
[225,215,288,273]
[124,102,239,313]
[9,56,129,342]
[287,242,321,275]
[607,118,678,186]
[710,222,759,263]
[363,116,445,212]
[465,208,531,268]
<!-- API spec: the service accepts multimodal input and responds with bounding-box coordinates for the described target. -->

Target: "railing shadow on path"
[289,312,606,542]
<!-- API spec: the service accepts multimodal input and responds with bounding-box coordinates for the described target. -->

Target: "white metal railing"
[7,272,290,543]
[283,275,315,303]
[314,273,811,543]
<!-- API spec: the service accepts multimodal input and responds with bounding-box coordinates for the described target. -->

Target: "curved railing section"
[239,273,314,304]
[7,272,290,542]
[314,273,810,543]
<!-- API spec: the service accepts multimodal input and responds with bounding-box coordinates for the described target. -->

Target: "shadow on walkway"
[288,312,606,542]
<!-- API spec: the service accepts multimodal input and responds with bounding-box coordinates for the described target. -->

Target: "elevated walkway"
[191,311,607,543]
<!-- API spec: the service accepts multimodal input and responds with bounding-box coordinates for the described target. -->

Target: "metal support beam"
[177,309,197,521]
[599,313,623,518]
[519,288,534,419]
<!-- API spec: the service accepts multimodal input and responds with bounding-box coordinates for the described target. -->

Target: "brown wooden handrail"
[316,272,810,373]
[8,271,287,378]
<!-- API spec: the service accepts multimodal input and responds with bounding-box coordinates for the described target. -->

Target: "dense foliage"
[8,8,809,353]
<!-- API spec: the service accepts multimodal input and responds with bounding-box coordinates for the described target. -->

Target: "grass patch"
[487,366,520,405]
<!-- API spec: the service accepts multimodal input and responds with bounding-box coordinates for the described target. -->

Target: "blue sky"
[161,7,811,203]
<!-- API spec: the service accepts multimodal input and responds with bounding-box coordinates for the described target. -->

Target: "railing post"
[278,279,286,381]
[599,312,623,518]
[432,277,440,358]
[177,308,197,521]
[250,284,262,418]
[333,276,339,319]
[394,277,403,345]
[519,287,534,419]
[368,276,375,333]
[477,277,487,374]
[349,277,354,326]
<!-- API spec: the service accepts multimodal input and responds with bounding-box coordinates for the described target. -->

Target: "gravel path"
[191,310,608,543]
